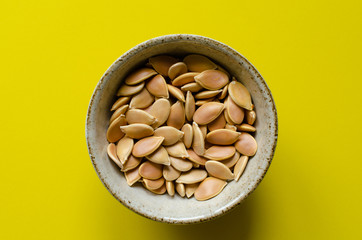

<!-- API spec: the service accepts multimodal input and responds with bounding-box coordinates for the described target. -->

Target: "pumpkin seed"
[221,151,240,168]
[234,155,248,181]
[223,102,236,125]
[125,109,157,125]
[146,146,170,165]
[215,64,230,78]
[208,113,226,131]
[166,101,185,130]
[193,102,225,125]
[139,161,163,180]
[167,84,185,102]
[234,133,257,156]
[110,104,129,123]
[106,114,126,143]
[149,99,171,128]
[246,110,256,125]
[172,72,198,86]
[154,126,184,146]
[195,98,214,106]
[185,91,195,122]
[204,146,236,160]
[165,141,189,158]
[116,136,134,164]
[111,96,130,111]
[170,156,193,172]
[195,90,222,99]
[149,55,178,77]
[185,183,199,198]
[228,80,253,110]
[225,123,237,131]
[186,149,207,165]
[176,169,207,184]
[205,161,234,180]
[168,62,188,80]
[120,124,154,139]
[129,88,154,109]
[181,82,204,92]
[226,96,244,124]
[181,123,193,148]
[192,122,205,156]
[200,125,207,139]
[218,84,228,100]
[206,129,241,145]
[236,123,256,132]
[163,165,181,181]
[125,68,157,85]
[183,54,217,72]
[166,181,175,196]
[122,155,142,172]
[107,143,123,168]
[194,70,229,90]
[143,177,165,190]
[125,166,141,186]
[145,74,169,98]
[146,183,166,195]
[175,182,186,197]
[194,177,227,201]
[132,136,164,157]
[117,82,145,96]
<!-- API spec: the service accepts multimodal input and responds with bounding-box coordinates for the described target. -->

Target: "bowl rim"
[85,34,278,224]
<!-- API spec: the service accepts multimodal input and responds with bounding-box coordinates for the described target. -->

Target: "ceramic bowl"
[86,34,278,224]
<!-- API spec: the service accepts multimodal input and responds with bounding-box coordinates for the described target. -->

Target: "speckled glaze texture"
[85,34,278,224]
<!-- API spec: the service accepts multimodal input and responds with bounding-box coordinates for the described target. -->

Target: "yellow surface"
[0,0,361,239]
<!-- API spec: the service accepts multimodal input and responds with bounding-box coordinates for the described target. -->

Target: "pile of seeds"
[106,54,257,201]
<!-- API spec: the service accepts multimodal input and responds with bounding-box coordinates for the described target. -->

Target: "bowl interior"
[86,35,277,223]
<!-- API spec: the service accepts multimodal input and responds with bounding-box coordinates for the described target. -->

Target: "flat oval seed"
[192,122,205,156]
[107,143,123,168]
[176,169,207,184]
[166,101,185,130]
[149,99,171,128]
[185,183,199,198]
[194,70,229,90]
[143,178,165,190]
[111,96,130,111]
[117,82,145,96]
[124,166,141,186]
[206,129,241,145]
[246,110,256,125]
[236,123,256,132]
[234,155,249,181]
[125,109,157,125]
[163,165,181,181]
[181,82,204,92]
[204,146,236,160]
[208,113,226,131]
[167,84,185,102]
[215,64,231,78]
[193,102,225,125]
[116,136,134,164]
[176,183,186,197]
[205,161,234,180]
[146,146,170,165]
[147,183,166,195]
[166,181,175,196]
[170,156,193,172]
[226,96,244,124]
[195,90,222,99]
[185,91,195,122]
[132,136,164,157]
[183,54,217,72]
[218,84,228,100]
[186,149,207,165]
[221,151,240,168]
[200,125,207,139]
[146,74,169,98]
[168,62,188,80]
[106,115,126,143]
[225,123,237,131]
[165,141,189,158]
[139,161,163,180]
[154,126,184,146]
[149,55,178,77]
[181,124,193,148]
[120,123,154,139]
[224,104,236,125]
[129,88,154,109]
[194,177,227,201]
[234,133,257,156]
[195,98,214,106]
[110,104,129,123]
[172,72,198,86]
[125,68,157,85]
[122,155,142,172]
[228,80,253,110]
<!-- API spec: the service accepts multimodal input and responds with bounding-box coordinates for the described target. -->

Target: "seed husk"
[149,99,171,128]
[107,114,126,143]
[225,123,237,131]
[116,136,134,164]
[167,84,185,102]
[234,156,249,181]
[143,177,165,190]
[154,126,184,146]
[221,151,240,168]
[183,54,217,72]
[176,183,186,197]
[181,124,193,148]
[223,103,236,125]
[149,55,178,77]
[122,155,142,172]
[195,90,222,99]
[205,161,234,180]
[194,177,227,201]
[225,96,245,124]
[204,146,236,160]
[125,68,157,85]
[172,72,199,86]
[228,80,253,110]
[165,141,189,158]
[192,122,205,156]
[170,156,193,172]
[163,165,181,181]
[236,123,256,132]
[208,113,226,131]
[147,183,166,195]
[246,110,256,125]
[185,183,199,198]
[129,88,154,109]
[181,82,204,92]
[195,98,214,106]
[145,74,169,98]
[206,129,241,145]
[218,84,228,100]
[194,70,229,90]
[193,102,225,125]
[125,166,141,186]
[200,125,207,139]
[120,123,154,139]
[107,143,123,168]
[110,104,129,123]
[176,169,207,184]
[166,181,175,196]
[117,82,145,96]
[185,91,195,122]
[167,101,185,130]
[125,109,157,125]
[132,136,164,157]
[146,146,170,165]
[168,62,188,80]
[234,133,257,156]
[111,96,130,111]
[186,149,207,165]
[139,161,163,180]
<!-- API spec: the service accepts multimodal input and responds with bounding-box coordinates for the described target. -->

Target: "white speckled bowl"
[86,34,278,224]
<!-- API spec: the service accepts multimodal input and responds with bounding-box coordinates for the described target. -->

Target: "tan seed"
[165,141,189,158]
[143,177,165,190]
[146,146,170,165]
[172,72,198,86]
[223,103,236,125]
[167,101,185,130]
[122,155,142,172]
[185,91,195,122]
[234,133,257,156]
[181,124,193,148]
[234,156,249,181]
[195,98,215,106]
[107,143,123,168]
[110,104,129,123]
[166,181,175,196]
[129,88,154,109]
[149,55,178,77]
[215,64,231,78]
[236,123,256,132]
[139,161,163,180]
[194,177,227,201]
[193,102,225,125]
[120,123,154,139]
[132,136,164,157]
[125,109,157,125]
[170,156,193,172]
[195,90,222,99]
[163,165,181,181]
[204,146,236,160]
[192,122,205,156]
[246,110,256,125]
[208,113,226,131]
[176,169,207,184]
[116,136,134,164]
[185,183,199,198]
[226,95,244,124]
[228,80,253,110]
[168,62,188,80]
[147,183,166,195]
[167,84,185,102]
[106,114,126,143]
[111,96,130,111]
[194,70,229,90]
[200,125,207,139]
[225,123,237,131]
[218,84,228,100]
[183,54,217,72]
[117,82,145,96]
[125,166,141,186]
[206,129,241,145]
[221,151,240,168]
[181,82,204,92]
[175,183,186,197]
[149,99,171,128]
[145,74,169,98]
[125,68,157,85]
[154,126,184,146]
[186,149,207,165]
[205,161,234,180]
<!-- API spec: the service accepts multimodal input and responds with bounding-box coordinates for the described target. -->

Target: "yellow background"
[1,0,361,239]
